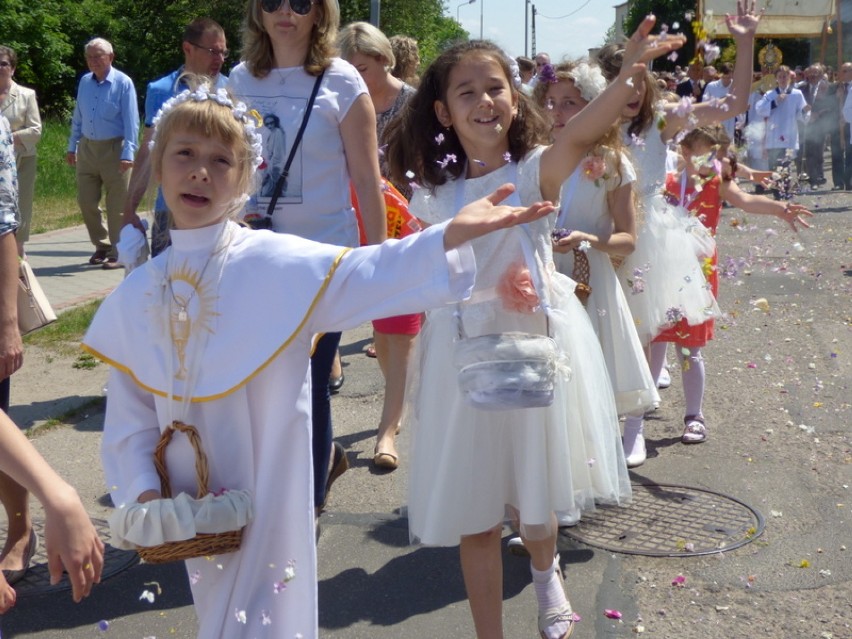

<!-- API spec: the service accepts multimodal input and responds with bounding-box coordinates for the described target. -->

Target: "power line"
[536,0,592,21]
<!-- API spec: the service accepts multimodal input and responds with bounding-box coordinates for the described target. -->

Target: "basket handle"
[153,421,210,500]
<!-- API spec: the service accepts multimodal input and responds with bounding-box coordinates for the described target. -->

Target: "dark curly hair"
[385,40,549,190]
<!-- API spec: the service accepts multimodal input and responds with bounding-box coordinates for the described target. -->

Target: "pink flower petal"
[604,609,623,619]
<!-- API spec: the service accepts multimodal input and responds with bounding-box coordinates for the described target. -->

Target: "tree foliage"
[1,0,465,118]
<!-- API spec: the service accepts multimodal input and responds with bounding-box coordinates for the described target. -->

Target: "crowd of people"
[0,0,845,636]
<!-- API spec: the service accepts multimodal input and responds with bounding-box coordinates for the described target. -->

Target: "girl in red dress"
[655,125,813,444]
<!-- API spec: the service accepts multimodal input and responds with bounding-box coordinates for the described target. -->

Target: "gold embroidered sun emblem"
[168,261,220,379]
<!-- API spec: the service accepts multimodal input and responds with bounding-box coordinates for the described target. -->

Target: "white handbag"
[17,260,56,335]
[453,224,567,411]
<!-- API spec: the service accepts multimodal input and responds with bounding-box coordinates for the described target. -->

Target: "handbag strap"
[264,70,326,219]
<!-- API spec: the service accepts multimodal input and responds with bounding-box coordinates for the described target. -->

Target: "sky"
[448,0,615,61]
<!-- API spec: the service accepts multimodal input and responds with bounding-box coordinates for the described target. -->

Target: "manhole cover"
[561,483,765,557]
[3,518,138,598]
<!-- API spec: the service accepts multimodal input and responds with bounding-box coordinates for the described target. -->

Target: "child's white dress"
[554,155,659,416]
[85,221,479,639]
[619,123,720,344]
[406,149,631,544]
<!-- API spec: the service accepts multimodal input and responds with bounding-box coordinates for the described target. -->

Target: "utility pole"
[524,0,530,57]
[531,4,537,57]
[480,0,484,39]
[370,0,380,28]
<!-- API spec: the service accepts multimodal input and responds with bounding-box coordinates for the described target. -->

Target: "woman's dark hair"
[385,40,549,190]
[596,43,658,139]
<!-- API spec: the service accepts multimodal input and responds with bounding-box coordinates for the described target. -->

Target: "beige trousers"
[14,153,37,244]
[76,137,130,257]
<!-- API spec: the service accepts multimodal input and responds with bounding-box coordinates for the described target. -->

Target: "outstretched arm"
[661,0,762,139]
[540,14,685,201]
[0,411,104,603]
[721,179,813,232]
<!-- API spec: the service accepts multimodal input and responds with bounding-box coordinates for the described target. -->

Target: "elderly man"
[66,39,138,269]
[829,62,852,190]
[798,63,831,188]
[122,18,229,257]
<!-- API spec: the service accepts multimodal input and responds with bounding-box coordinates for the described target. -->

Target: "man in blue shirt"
[66,38,139,269]
[122,18,229,257]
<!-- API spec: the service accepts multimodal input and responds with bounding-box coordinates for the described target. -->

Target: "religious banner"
[700,0,837,37]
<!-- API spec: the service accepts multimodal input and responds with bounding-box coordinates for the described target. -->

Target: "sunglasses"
[260,0,315,15]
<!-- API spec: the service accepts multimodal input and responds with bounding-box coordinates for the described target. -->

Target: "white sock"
[531,558,571,639]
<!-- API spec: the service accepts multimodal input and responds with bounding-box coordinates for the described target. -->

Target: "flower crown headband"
[539,61,606,102]
[150,86,264,172]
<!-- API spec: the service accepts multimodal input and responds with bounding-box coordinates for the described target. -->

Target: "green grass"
[23,298,102,358]
[31,117,81,234]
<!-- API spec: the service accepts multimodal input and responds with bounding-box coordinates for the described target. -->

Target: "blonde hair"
[241,0,340,78]
[389,35,420,85]
[531,61,628,187]
[150,77,257,217]
[337,21,394,69]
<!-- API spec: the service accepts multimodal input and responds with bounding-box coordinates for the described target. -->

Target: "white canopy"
[700,0,837,37]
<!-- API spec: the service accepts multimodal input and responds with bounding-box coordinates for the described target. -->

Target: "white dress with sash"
[406,149,631,544]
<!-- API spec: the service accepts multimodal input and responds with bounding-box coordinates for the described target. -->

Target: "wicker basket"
[572,248,592,306]
[136,421,244,564]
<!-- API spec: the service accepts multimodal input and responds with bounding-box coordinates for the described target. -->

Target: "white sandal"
[537,557,576,639]
[682,415,707,444]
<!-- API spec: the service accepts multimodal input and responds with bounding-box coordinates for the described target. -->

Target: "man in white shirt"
[756,64,811,174]
[703,62,736,141]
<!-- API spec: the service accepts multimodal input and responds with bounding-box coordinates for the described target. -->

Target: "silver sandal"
[682,415,707,444]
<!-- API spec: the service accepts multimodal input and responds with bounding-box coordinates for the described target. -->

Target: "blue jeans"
[311,332,342,508]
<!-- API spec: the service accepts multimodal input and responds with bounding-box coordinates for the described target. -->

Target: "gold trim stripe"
[82,247,352,403]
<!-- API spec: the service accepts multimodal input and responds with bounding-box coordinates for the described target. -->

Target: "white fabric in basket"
[109,489,253,549]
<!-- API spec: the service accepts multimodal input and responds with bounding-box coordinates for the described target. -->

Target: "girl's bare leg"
[460,525,504,639]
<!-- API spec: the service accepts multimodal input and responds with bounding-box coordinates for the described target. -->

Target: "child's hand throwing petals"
[725,0,764,41]
[443,184,556,251]
[621,14,686,77]
[779,203,814,232]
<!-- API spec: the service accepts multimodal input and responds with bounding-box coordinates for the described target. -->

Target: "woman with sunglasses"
[229,0,387,525]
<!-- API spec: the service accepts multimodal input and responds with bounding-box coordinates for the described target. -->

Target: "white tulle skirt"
[556,248,659,416]
[618,193,721,345]
[405,270,631,546]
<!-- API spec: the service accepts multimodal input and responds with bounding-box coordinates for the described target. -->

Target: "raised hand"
[443,184,556,250]
[621,14,686,75]
[726,0,763,40]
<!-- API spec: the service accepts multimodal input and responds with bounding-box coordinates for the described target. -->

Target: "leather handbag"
[17,260,56,334]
